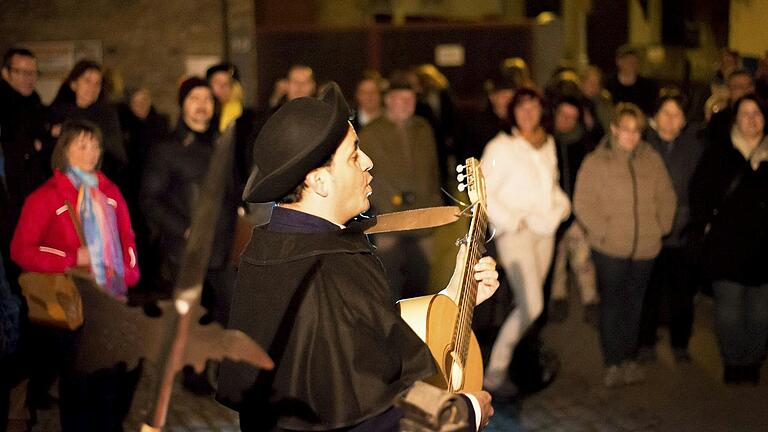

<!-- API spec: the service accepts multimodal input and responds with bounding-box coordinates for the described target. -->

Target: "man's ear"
[1,68,9,81]
[304,168,330,198]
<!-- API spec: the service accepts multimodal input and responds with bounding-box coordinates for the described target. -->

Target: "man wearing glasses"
[1,47,48,310]
[1,46,48,432]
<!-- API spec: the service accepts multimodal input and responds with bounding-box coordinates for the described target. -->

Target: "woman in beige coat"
[574,103,676,387]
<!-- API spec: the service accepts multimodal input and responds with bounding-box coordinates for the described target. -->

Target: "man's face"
[554,102,580,134]
[287,67,316,100]
[617,53,639,76]
[129,89,151,120]
[182,86,214,129]
[488,88,514,119]
[209,71,233,103]
[325,124,373,220]
[355,79,381,114]
[70,69,102,108]
[2,54,38,96]
[728,74,755,102]
[385,89,416,124]
[581,70,601,98]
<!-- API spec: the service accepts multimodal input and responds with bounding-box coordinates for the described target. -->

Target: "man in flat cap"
[217,82,498,431]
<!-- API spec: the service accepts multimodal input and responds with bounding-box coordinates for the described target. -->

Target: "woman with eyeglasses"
[574,102,677,388]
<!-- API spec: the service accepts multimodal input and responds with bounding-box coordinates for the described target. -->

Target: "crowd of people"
[1,41,767,431]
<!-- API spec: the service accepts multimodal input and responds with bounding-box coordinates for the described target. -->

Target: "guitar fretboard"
[451,201,488,367]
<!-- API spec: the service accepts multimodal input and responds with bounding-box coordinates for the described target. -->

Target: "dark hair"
[553,95,584,122]
[506,86,545,132]
[653,86,688,116]
[206,62,240,82]
[731,93,768,132]
[278,155,334,204]
[611,102,646,130]
[386,69,416,93]
[616,44,639,59]
[51,120,103,171]
[2,47,35,69]
[53,59,103,105]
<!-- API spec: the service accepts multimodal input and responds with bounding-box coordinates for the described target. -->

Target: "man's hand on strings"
[443,244,500,306]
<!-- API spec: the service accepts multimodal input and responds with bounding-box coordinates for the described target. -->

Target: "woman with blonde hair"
[574,103,676,387]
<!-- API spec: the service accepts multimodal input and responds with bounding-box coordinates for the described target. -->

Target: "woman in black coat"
[691,93,768,384]
[49,60,125,181]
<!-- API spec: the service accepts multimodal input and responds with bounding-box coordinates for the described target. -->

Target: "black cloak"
[217,222,436,430]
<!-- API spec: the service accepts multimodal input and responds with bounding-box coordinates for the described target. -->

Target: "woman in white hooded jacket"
[481,87,570,392]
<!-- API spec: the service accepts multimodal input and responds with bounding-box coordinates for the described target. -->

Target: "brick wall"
[0,0,225,119]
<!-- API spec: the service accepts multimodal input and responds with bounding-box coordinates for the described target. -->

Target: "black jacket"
[49,89,125,180]
[690,139,768,285]
[140,121,237,281]
[645,123,706,247]
[0,80,49,221]
[217,208,435,431]
[605,75,658,116]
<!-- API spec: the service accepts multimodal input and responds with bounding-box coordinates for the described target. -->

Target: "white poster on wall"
[184,55,222,78]
[435,44,465,67]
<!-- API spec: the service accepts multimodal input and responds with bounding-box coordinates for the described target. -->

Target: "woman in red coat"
[11,119,140,431]
[11,121,139,296]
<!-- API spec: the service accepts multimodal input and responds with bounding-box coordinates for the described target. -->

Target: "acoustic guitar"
[398,157,488,392]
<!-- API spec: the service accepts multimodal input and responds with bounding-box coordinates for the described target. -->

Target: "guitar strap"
[364,206,461,234]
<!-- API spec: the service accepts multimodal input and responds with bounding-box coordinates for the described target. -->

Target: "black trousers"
[639,246,697,350]
[592,251,654,366]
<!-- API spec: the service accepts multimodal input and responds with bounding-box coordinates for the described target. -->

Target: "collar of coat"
[241,221,375,266]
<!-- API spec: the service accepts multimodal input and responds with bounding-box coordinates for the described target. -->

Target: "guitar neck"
[452,202,488,366]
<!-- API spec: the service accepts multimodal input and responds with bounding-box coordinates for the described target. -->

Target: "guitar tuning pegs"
[457,173,466,182]
[457,183,467,192]
[456,164,465,173]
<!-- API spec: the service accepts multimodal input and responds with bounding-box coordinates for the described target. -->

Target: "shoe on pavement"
[622,361,645,385]
[672,348,692,363]
[604,365,622,388]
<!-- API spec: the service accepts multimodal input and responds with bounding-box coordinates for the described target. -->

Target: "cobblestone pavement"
[33,294,767,431]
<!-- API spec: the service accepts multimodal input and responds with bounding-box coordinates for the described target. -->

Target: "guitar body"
[398,294,484,392]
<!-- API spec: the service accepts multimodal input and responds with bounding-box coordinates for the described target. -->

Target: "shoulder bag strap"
[65,200,85,247]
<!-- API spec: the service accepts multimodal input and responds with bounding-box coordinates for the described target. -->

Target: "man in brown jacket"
[574,102,676,388]
[359,72,443,300]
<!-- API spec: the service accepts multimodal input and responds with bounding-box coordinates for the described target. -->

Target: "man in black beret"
[217,82,498,431]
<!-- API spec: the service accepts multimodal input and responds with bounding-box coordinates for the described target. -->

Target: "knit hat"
[178,77,211,106]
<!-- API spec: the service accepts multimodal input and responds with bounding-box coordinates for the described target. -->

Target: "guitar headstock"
[456,157,487,208]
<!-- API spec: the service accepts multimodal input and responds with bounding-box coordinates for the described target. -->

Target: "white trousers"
[551,223,598,305]
[485,228,555,386]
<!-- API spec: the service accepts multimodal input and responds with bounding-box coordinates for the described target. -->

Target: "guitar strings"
[454,202,487,366]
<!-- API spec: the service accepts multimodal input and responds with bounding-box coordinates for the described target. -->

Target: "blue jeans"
[712,280,768,367]
[592,251,655,366]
